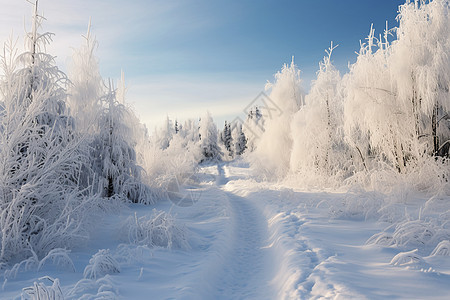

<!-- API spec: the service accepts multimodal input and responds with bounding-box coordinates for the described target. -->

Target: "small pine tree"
[222,121,234,157]
[232,123,247,156]
[174,119,179,134]
[91,77,150,203]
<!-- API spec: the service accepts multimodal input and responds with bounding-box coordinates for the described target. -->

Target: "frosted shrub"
[83,249,120,280]
[21,276,64,300]
[38,248,75,272]
[390,249,428,269]
[329,190,384,220]
[137,118,200,200]
[67,275,119,299]
[367,218,450,250]
[430,240,450,256]
[121,210,189,250]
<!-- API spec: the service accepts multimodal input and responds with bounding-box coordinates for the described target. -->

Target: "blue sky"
[0,0,405,130]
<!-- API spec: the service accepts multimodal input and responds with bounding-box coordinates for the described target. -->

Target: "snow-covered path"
[211,164,275,299]
[2,161,450,299]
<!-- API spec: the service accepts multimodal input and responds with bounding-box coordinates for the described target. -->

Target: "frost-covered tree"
[154,116,174,150]
[232,122,247,156]
[174,119,180,134]
[199,111,222,162]
[91,76,151,203]
[221,121,233,157]
[343,0,450,173]
[181,118,200,144]
[344,23,414,173]
[391,0,450,157]
[0,4,94,262]
[290,43,350,182]
[137,117,201,194]
[67,21,103,136]
[252,58,303,179]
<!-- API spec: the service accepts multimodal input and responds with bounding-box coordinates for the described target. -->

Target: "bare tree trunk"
[412,85,420,137]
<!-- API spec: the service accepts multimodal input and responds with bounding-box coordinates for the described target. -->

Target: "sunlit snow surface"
[2,161,449,299]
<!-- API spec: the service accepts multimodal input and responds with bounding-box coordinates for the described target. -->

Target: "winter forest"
[1,0,450,299]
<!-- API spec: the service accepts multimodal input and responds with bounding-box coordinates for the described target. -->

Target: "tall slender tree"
[0,1,93,262]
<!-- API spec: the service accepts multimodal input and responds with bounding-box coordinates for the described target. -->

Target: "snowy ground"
[2,161,450,299]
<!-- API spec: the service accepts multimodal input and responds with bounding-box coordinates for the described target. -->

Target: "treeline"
[248,0,450,188]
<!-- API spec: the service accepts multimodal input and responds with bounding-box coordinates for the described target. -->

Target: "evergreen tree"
[232,123,247,156]
[91,77,151,203]
[222,121,233,157]
[0,2,93,262]
[174,119,179,134]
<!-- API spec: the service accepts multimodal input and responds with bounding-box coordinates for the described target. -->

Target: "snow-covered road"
[2,161,450,299]
[211,164,275,299]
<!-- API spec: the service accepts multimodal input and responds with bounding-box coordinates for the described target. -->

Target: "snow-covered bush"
[68,275,119,299]
[2,248,75,285]
[120,210,189,250]
[37,248,75,272]
[390,249,428,269]
[366,217,450,252]
[137,117,200,200]
[83,249,120,280]
[392,219,450,249]
[21,276,64,300]
[430,240,450,256]
[329,190,385,221]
